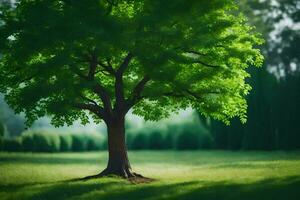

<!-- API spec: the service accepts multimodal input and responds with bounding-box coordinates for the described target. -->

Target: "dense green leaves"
[0,0,263,126]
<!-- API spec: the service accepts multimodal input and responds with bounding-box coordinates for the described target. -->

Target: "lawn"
[0,151,300,200]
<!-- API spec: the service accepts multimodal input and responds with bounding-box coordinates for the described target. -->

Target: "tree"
[0,0,263,178]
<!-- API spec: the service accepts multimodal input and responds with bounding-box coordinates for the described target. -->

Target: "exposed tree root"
[79,168,154,184]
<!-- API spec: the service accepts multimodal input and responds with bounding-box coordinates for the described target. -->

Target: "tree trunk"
[97,116,139,178]
[103,117,131,177]
[82,116,148,181]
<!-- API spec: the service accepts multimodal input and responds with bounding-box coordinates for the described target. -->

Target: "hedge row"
[0,127,214,152]
[0,123,5,151]
[0,131,106,152]
[125,121,214,150]
[126,129,213,150]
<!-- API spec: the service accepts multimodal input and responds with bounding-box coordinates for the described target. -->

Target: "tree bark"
[98,116,137,178]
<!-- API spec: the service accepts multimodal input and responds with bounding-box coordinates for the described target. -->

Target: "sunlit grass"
[1,151,300,200]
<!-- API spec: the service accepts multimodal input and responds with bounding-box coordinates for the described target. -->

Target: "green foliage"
[86,134,105,151]
[0,122,4,151]
[0,122,4,137]
[21,130,61,152]
[241,0,299,74]
[175,131,200,150]
[33,132,61,152]
[3,138,23,152]
[21,133,35,152]
[125,113,213,150]
[0,139,3,151]
[3,130,106,152]
[204,0,300,151]
[171,118,213,150]
[102,137,108,150]
[0,95,26,137]
[71,134,89,152]
[127,124,166,150]
[59,133,73,152]
[130,133,149,150]
[125,132,134,150]
[164,132,175,150]
[209,69,300,150]
[0,0,263,127]
[148,131,165,150]
[199,133,214,149]
[274,75,300,150]
[126,117,212,150]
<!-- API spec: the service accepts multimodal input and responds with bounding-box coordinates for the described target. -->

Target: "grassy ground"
[0,151,300,200]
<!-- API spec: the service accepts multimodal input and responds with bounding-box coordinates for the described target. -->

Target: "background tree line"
[206,0,300,150]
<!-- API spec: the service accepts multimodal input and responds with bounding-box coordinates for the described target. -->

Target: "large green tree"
[0,0,263,178]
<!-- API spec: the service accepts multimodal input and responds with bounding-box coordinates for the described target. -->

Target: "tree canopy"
[0,0,263,127]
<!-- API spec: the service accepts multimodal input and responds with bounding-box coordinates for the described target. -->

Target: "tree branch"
[125,75,151,111]
[92,84,113,115]
[69,65,88,80]
[184,50,207,56]
[116,52,133,75]
[194,60,221,68]
[135,89,202,106]
[114,52,134,112]
[95,69,111,76]
[177,48,220,68]
[19,73,38,83]
[185,89,201,99]
[79,94,99,107]
[162,92,186,98]
[73,102,106,119]
[84,51,114,115]
[105,0,118,15]
[162,89,202,99]
[98,59,115,75]
[87,52,98,80]
[132,75,151,100]
[68,61,113,116]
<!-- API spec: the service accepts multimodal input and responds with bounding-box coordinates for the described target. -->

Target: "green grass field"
[1,151,300,200]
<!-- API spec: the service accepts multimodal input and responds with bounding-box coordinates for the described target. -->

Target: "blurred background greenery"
[0,0,299,152]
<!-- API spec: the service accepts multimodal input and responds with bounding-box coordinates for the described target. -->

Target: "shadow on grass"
[2,176,299,200]
[173,176,300,200]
